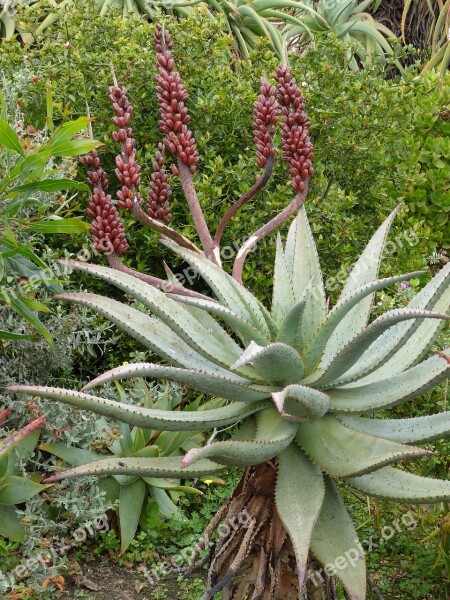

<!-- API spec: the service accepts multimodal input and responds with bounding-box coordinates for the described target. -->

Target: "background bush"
[0,4,448,293]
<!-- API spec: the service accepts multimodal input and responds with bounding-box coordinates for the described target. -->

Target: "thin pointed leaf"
[0,119,24,156]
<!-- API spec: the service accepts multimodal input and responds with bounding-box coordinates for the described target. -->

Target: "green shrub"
[0,5,448,295]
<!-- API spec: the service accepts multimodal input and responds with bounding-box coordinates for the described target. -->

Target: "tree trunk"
[188,461,333,600]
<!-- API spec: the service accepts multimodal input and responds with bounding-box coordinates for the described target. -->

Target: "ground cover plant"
[6,23,450,600]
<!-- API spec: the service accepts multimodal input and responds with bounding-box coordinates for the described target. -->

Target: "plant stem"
[177,161,220,266]
[232,182,309,283]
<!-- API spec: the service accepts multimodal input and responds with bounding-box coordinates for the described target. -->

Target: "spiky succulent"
[8,204,450,597]
[7,28,450,599]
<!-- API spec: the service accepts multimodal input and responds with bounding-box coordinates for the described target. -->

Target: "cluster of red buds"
[109,85,142,208]
[154,25,199,173]
[146,143,172,224]
[275,66,314,192]
[82,150,129,255]
[253,78,280,169]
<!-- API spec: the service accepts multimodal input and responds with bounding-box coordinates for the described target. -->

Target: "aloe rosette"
[6,26,450,599]
[8,202,450,597]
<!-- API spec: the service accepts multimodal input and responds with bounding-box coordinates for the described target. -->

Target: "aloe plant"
[282,0,401,70]
[0,408,49,542]
[7,26,450,599]
[41,380,214,552]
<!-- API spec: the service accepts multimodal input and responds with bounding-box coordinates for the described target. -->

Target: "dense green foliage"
[0,8,448,297]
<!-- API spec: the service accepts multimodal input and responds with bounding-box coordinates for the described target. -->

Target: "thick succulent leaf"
[275,444,325,592]
[272,233,296,323]
[306,271,423,371]
[324,205,401,356]
[119,478,147,553]
[0,476,49,504]
[53,292,228,373]
[39,442,104,466]
[310,477,366,600]
[272,385,330,422]
[42,456,224,483]
[7,386,272,429]
[295,416,431,477]
[162,239,277,339]
[170,295,269,346]
[150,486,183,519]
[231,342,304,385]
[277,300,306,348]
[346,466,450,503]
[338,263,450,385]
[367,264,450,379]
[182,408,298,467]
[338,413,450,444]
[181,301,250,356]
[283,206,326,344]
[57,261,238,368]
[81,363,272,400]
[0,505,25,542]
[309,309,450,387]
[329,350,450,412]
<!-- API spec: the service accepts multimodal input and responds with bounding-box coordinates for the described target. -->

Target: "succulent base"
[190,461,333,600]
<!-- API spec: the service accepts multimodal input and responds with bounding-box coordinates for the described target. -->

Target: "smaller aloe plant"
[0,408,49,542]
[7,25,450,600]
[41,381,214,552]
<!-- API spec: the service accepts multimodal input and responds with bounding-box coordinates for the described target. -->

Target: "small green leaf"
[8,296,53,346]
[0,119,24,156]
[51,138,100,158]
[10,178,89,195]
[25,218,91,234]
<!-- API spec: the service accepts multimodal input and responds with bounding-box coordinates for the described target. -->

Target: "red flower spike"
[154,25,199,173]
[82,150,129,256]
[275,66,314,191]
[108,85,142,208]
[253,78,280,169]
[146,143,172,224]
